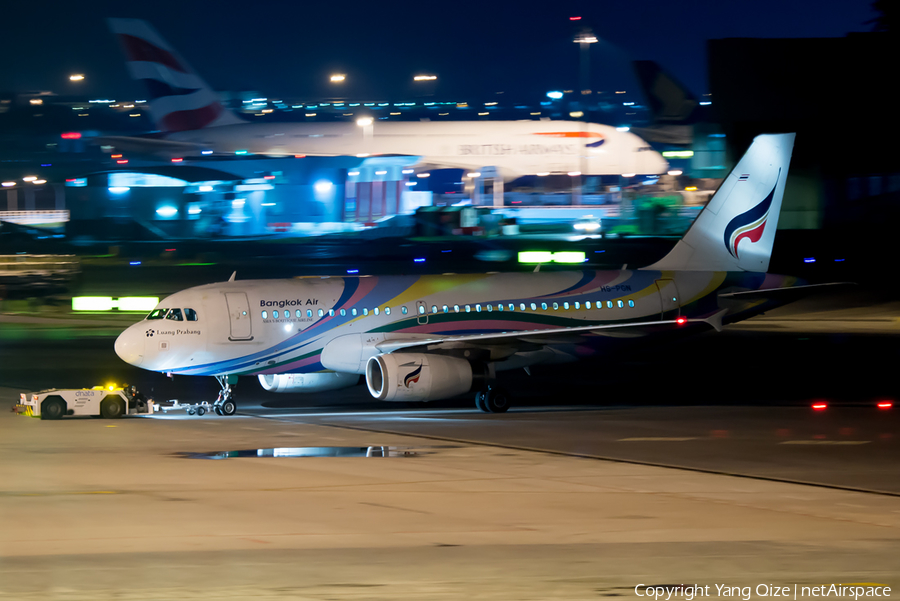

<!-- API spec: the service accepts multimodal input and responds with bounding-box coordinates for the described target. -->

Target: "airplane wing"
[93,135,206,157]
[375,316,714,355]
[718,282,855,302]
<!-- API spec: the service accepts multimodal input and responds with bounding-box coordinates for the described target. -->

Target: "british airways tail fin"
[107,18,244,133]
[643,133,795,273]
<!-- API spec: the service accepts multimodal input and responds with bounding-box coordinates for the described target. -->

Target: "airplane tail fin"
[633,60,698,124]
[107,18,243,133]
[643,133,795,273]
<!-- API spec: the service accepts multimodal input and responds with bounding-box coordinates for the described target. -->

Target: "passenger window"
[418,305,425,315]
[385,307,391,315]
[454,305,460,312]
[295,309,302,318]
[318,309,324,317]
[520,303,526,311]
[510,304,516,311]
[586,301,592,309]
[185,308,199,321]
[374,307,380,316]
[563,302,569,310]
[329,309,335,316]
[475,304,481,312]
[273,310,279,319]
[351,308,358,316]
[443,305,449,313]
[617,300,624,308]
[541,302,548,310]
[363,308,368,315]
[147,308,167,320]
[307,309,312,317]
[486,304,493,312]
[574,301,580,310]
[607,301,613,309]
[465,305,471,312]
[340,309,346,316]
[262,310,268,319]
[628,300,635,307]
[553,302,559,310]
[530,303,537,311]
[401,306,408,315]
[497,303,504,311]
[166,308,184,321]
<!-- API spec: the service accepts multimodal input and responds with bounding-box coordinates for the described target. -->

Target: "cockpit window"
[166,308,184,321]
[147,308,168,320]
[184,308,198,321]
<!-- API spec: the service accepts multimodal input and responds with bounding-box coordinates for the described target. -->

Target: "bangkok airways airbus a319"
[116,133,821,414]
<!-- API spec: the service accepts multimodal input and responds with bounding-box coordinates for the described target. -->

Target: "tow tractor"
[13,384,158,420]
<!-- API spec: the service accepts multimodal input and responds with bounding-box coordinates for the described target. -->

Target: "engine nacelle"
[366,353,473,402]
[258,372,359,393]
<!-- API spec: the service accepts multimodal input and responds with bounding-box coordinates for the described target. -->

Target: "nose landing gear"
[214,375,237,416]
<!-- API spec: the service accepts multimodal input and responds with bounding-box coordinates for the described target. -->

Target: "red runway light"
[570,16,582,20]
[171,158,183,163]
[61,132,82,140]
[116,159,128,164]
[812,402,828,411]
[877,401,893,409]
[111,154,123,159]
[676,317,687,325]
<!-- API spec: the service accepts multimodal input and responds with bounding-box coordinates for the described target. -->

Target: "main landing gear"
[475,386,510,413]
[214,375,237,416]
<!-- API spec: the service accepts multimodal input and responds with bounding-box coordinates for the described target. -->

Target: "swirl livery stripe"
[404,363,423,388]
[723,169,780,259]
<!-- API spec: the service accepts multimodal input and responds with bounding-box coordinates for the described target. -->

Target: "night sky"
[0,0,877,103]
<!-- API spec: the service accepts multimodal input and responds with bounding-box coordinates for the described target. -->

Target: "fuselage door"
[654,278,681,320]
[225,292,253,341]
[416,300,428,325]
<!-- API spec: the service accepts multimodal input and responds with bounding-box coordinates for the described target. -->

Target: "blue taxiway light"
[347,269,359,274]
[414,258,426,263]
[803,258,816,263]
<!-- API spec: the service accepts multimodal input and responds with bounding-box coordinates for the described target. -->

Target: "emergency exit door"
[225,292,253,341]
[654,279,681,320]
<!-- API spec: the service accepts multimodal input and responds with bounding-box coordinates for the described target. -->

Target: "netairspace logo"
[634,584,892,601]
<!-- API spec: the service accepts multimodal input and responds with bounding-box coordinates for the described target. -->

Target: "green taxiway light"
[552,251,586,264]
[72,296,159,312]
[518,251,586,264]
[661,150,694,158]
[518,251,554,264]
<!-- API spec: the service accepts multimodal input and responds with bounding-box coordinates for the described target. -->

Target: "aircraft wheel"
[483,387,511,414]
[100,397,125,419]
[41,397,66,420]
[221,400,236,416]
[187,408,196,416]
[197,407,206,416]
[474,391,488,413]
[214,406,224,416]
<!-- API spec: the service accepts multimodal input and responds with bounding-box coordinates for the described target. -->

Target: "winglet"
[228,271,236,282]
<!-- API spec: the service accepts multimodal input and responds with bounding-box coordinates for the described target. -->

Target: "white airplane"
[104,18,668,179]
[116,133,822,414]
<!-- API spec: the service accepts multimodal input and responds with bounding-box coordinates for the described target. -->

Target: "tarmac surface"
[1,289,899,599]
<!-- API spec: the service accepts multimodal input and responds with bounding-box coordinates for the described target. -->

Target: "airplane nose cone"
[115,326,144,366]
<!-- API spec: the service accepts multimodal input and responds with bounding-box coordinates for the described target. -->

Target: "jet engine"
[258,372,359,393]
[366,353,473,402]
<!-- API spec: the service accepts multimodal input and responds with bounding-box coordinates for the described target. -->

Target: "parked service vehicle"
[14,385,157,420]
